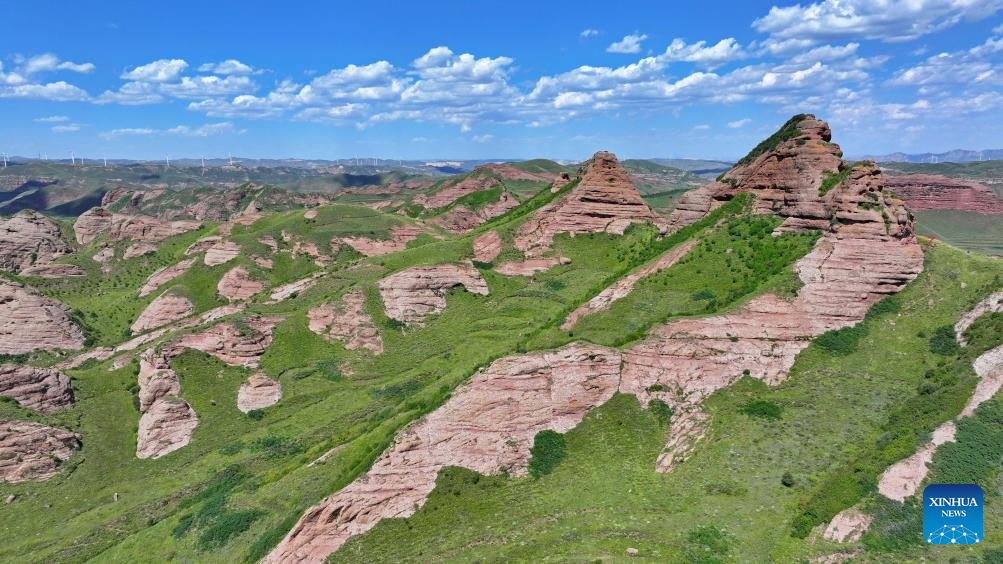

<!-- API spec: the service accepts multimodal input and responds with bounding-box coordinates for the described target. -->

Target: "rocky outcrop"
[237,373,282,413]
[430,191,520,233]
[955,290,1003,346]
[495,257,571,276]
[138,258,195,297]
[123,242,157,260]
[562,239,697,329]
[884,174,1003,214]
[823,508,874,543]
[266,343,621,563]
[515,151,666,256]
[423,170,502,209]
[308,290,383,354]
[185,236,221,255]
[131,293,194,334]
[74,207,201,244]
[0,279,85,354]
[0,210,72,273]
[269,273,324,302]
[203,240,241,266]
[472,230,502,263]
[217,266,265,302]
[168,315,284,368]
[378,263,489,324]
[0,421,81,483]
[334,224,423,257]
[0,365,74,412]
[73,207,113,244]
[135,350,197,459]
[19,263,85,278]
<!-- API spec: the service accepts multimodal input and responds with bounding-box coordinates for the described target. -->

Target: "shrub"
[929,325,960,356]
[648,399,673,424]
[739,400,783,420]
[247,409,265,421]
[528,430,566,478]
[814,324,868,355]
[867,296,901,318]
[781,472,795,487]
[544,279,566,291]
[250,435,303,459]
[819,166,854,197]
[471,260,493,270]
[691,290,716,301]
[735,114,810,166]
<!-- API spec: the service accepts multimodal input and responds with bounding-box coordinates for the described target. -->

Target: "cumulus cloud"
[51,124,82,133]
[0,81,90,101]
[20,53,95,74]
[97,81,164,105]
[197,59,256,75]
[472,134,494,143]
[693,124,711,130]
[607,33,648,54]
[890,36,1003,86]
[121,59,188,82]
[34,115,69,123]
[995,21,1003,34]
[99,127,156,139]
[753,0,1003,43]
[580,29,600,38]
[99,122,239,139]
[727,118,752,128]
[659,38,747,68]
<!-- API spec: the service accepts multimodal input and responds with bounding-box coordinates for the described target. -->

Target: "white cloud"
[580,29,600,38]
[197,59,256,75]
[607,33,648,54]
[99,122,239,140]
[20,53,95,74]
[34,115,70,123]
[789,43,859,64]
[99,128,156,139]
[660,38,746,68]
[890,36,1003,86]
[472,134,494,143]
[753,0,1003,43]
[693,124,711,130]
[159,75,255,99]
[121,59,188,82]
[97,81,164,105]
[728,118,752,128]
[0,81,90,101]
[995,21,1003,34]
[51,124,82,133]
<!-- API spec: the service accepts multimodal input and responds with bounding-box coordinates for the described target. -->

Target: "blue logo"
[923,484,983,545]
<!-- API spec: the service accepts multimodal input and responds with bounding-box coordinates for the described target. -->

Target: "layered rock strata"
[377,263,489,324]
[308,290,383,354]
[0,279,85,354]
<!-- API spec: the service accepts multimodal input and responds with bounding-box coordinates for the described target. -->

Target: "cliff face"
[883,173,1003,214]
[0,210,72,273]
[0,279,85,354]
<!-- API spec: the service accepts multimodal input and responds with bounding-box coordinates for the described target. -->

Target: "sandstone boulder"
[0,210,72,273]
[131,293,194,334]
[308,290,383,354]
[0,421,81,483]
[137,350,181,413]
[217,266,265,302]
[472,230,502,263]
[138,258,195,297]
[185,236,222,255]
[237,373,282,413]
[74,207,114,244]
[123,242,157,259]
[378,263,489,324]
[136,397,198,459]
[0,279,85,354]
[0,365,74,412]
[204,240,241,266]
[169,315,284,368]
[18,263,85,278]
[495,257,571,276]
[334,224,424,257]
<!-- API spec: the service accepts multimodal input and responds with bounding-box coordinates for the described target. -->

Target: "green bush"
[819,166,854,197]
[739,400,783,420]
[814,324,868,356]
[735,114,811,166]
[528,430,566,478]
[684,525,732,563]
[544,279,566,291]
[648,399,674,424]
[929,325,960,356]
[691,289,715,301]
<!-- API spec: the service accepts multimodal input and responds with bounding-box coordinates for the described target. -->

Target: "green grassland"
[2,173,1002,563]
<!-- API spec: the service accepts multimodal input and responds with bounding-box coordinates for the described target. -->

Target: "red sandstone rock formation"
[515,151,666,256]
[334,224,424,257]
[269,273,324,302]
[168,315,284,368]
[0,279,85,354]
[134,349,198,459]
[203,240,241,266]
[185,236,221,255]
[308,290,383,354]
[73,207,113,244]
[0,365,74,412]
[423,170,502,209]
[131,293,194,334]
[884,173,1003,214]
[266,343,621,563]
[472,230,502,262]
[123,242,157,259]
[19,263,85,278]
[495,256,571,276]
[217,266,266,301]
[0,421,81,483]
[237,373,282,413]
[430,191,520,233]
[562,239,698,329]
[74,207,201,244]
[377,262,489,324]
[0,210,72,273]
[138,258,195,297]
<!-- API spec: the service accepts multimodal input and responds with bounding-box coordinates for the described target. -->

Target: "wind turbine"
[70,151,76,166]
[103,156,108,168]
[201,156,206,176]
[2,153,7,168]
[165,155,170,170]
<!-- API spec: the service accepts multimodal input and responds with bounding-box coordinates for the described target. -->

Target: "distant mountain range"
[861,149,1003,163]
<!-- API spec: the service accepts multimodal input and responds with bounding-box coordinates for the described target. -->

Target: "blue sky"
[3,0,1003,161]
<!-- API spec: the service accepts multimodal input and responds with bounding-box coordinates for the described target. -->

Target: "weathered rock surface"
[0,421,81,483]
[955,290,1003,346]
[185,236,221,255]
[334,224,423,257]
[378,263,489,324]
[266,343,621,563]
[168,315,284,368]
[430,191,520,233]
[884,173,1003,214]
[424,169,502,209]
[73,207,113,244]
[217,266,265,302]
[136,397,198,460]
[0,279,85,354]
[123,242,157,260]
[203,240,241,266]
[823,508,874,543]
[237,373,282,413]
[131,293,194,334]
[138,258,195,297]
[74,207,201,244]
[515,151,666,255]
[136,350,181,413]
[562,239,697,329]
[18,263,85,278]
[0,210,72,273]
[269,273,323,302]
[0,365,74,412]
[308,290,383,354]
[472,230,502,263]
[495,256,571,276]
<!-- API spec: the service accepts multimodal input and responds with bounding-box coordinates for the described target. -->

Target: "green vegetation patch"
[527,430,567,478]
[735,114,811,167]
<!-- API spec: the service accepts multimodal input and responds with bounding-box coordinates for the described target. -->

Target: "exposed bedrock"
[377,262,489,324]
[0,421,81,483]
[138,258,196,297]
[167,315,284,368]
[472,230,502,263]
[308,290,383,354]
[217,266,266,302]
[74,207,201,245]
[0,364,74,413]
[884,173,1003,214]
[135,350,197,459]
[0,279,85,354]
[237,373,282,413]
[0,210,72,273]
[333,224,423,257]
[131,293,194,334]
